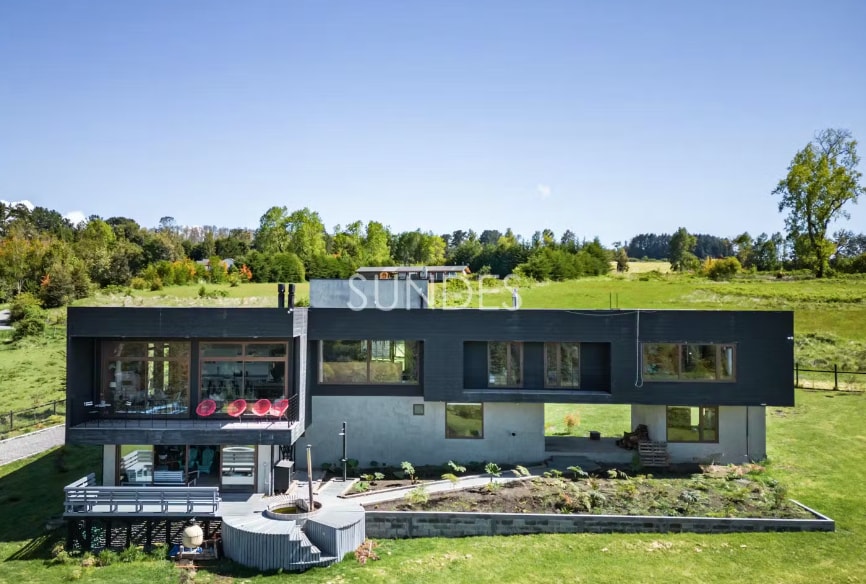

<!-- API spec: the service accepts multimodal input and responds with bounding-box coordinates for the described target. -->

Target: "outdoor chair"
[226,399,247,420]
[252,398,272,421]
[270,398,290,422]
[195,399,217,426]
[198,447,215,475]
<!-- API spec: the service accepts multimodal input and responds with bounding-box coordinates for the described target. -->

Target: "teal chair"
[199,447,215,475]
[188,447,199,471]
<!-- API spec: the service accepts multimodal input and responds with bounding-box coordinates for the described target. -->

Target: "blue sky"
[1,0,864,245]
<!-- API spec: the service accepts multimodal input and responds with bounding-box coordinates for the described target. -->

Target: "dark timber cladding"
[307,308,794,407]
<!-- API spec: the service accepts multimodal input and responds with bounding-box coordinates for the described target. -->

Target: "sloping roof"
[355,265,469,274]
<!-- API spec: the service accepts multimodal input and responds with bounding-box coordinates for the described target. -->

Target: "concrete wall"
[102,445,116,486]
[303,396,545,466]
[631,405,766,464]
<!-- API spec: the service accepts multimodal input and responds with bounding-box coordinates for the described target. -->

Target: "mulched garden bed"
[363,464,813,519]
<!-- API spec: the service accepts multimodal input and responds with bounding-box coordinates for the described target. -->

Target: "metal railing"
[64,474,220,516]
[795,363,866,392]
[0,399,66,437]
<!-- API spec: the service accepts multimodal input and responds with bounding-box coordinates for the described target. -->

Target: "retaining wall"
[365,501,834,538]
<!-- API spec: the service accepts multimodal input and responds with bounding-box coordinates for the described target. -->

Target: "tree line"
[0,129,862,307]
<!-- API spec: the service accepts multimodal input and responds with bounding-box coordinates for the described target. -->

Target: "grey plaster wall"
[302,396,545,466]
[631,405,767,464]
[310,279,427,310]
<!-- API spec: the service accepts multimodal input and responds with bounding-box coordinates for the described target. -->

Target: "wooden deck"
[66,418,301,445]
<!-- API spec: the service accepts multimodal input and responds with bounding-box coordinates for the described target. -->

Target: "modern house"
[354,265,470,282]
[62,280,793,563]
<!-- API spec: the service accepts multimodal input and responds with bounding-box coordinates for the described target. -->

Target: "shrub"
[441,472,459,486]
[405,485,429,505]
[485,462,502,482]
[447,460,466,475]
[703,256,742,281]
[564,412,580,433]
[130,277,148,290]
[401,461,416,483]
[9,292,42,323]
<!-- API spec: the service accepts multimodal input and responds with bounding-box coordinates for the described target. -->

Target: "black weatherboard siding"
[307,308,794,406]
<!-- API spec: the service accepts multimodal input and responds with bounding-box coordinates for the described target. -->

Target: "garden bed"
[364,465,813,520]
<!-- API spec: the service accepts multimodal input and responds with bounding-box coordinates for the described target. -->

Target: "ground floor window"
[666,406,719,442]
[116,444,244,488]
[445,403,483,439]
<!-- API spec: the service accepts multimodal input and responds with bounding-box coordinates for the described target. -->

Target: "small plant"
[95,549,116,567]
[373,472,384,482]
[606,469,629,480]
[354,539,380,565]
[543,468,563,479]
[405,484,429,505]
[118,545,147,563]
[352,481,370,493]
[442,472,459,486]
[511,465,531,477]
[567,465,588,480]
[485,462,502,482]
[485,481,502,493]
[360,473,374,481]
[564,412,580,433]
[401,461,417,483]
[447,460,467,474]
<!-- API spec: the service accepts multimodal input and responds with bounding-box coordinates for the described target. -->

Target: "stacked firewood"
[615,424,650,449]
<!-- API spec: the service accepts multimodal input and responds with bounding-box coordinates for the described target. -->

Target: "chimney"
[277,283,286,308]
[288,283,296,309]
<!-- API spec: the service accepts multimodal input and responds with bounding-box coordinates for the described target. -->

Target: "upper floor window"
[102,341,191,415]
[320,340,420,384]
[200,342,288,414]
[545,342,580,388]
[488,341,522,387]
[666,406,719,442]
[642,343,735,382]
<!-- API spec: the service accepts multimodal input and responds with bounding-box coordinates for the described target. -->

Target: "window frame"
[543,342,581,388]
[666,405,720,443]
[199,341,289,413]
[642,343,736,382]
[487,341,523,388]
[445,402,484,439]
[318,340,421,385]
[101,341,191,416]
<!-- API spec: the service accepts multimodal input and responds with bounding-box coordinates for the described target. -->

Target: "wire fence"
[795,363,866,392]
[0,399,66,437]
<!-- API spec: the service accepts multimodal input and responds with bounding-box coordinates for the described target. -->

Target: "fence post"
[795,362,799,388]
[8,411,12,431]
[834,364,838,391]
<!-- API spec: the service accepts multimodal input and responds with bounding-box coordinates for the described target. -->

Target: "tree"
[669,227,699,272]
[615,247,629,272]
[772,129,863,277]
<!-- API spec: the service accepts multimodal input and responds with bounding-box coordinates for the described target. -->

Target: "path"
[0,425,65,466]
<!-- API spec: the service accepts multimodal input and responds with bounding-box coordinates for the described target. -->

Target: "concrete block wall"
[302,396,545,467]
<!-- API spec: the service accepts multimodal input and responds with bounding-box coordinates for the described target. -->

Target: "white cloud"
[0,199,35,211]
[536,184,552,200]
[65,211,87,226]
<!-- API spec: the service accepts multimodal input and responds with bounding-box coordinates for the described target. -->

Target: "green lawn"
[0,275,865,581]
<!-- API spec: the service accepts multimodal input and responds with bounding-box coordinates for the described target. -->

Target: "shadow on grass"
[0,445,100,559]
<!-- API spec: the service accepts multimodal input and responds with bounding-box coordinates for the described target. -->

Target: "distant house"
[355,265,470,282]
[197,258,235,270]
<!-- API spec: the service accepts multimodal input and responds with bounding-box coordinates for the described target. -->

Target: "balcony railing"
[64,473,219,516]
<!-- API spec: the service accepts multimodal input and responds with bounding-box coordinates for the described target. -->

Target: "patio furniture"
[252,399,272,420]
[226,399,247,419]
[198,447,215,475]
[269,398,290,422]
[195,399,217,426]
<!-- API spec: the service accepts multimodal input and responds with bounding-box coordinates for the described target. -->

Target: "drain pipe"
[306,444,314,511]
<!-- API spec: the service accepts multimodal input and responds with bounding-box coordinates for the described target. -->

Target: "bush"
[130,277,148,290]
[9,292,42,323]
[13,314,46,340]
[703,256,742,281]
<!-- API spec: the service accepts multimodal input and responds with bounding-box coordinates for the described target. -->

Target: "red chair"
[252,399,272,421]
[195,399,217,418]
[270,398,290,422]
[226,399,247,419]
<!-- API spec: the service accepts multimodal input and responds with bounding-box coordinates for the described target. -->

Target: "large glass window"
[666,406,719,442]
[200,342,288,414]
[544,342,580,388]
[488,342,522,387]
[102,341,190,415]
[320,340,420,384]
[445,403,483,439]
[642,344,735,382]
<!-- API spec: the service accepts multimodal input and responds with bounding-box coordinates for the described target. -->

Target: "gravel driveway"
[0,425,65,466]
